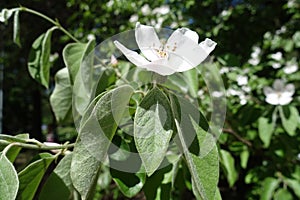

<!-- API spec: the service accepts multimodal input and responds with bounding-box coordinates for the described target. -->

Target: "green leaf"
[110,169,146,198]
[17,153,56,200]
[38,173,70,200]
[220,149,238,187]
[0,153,19,200]
[183,68,198,98]
[240,149,249,169]
[71,85,134,200]
[293,31,300,48]
[13,10,21,47]
[285,178,300,198]
[28,27,57,88]
[274,188,293,200]
[258,117,275,148]
[50,67,72,122]
[5,134,29,163]
[63,39,95,84]
[54,153,73,191]
[260,177,280,200]
[175,119,219,200]
[279,106,299,136]
[134,87,173,176]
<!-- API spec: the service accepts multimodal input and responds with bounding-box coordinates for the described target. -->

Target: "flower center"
[155,49,168,58]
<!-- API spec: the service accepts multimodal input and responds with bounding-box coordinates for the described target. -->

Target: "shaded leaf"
[0,153,19,200]
[28,27,57,88]
[220,149,238,187]
[54,153,73,191]
[50,67,72,122]
[274,188,293,200]
[258,117,275,148]
[17,153,56,200]
[110,169,146,198]
[134,87,173,176]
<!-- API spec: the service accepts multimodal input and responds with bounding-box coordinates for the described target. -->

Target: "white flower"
[283,60,298,74]
[242,86,251,93]
[237,75,248,86]
[129,14,139,23]
[248,46,261,65]
[220,67,229,74]
[141,4,151,15]
[153,5,170,15]
[272,62,282,69]
[114,22,217,76]
[240,95,247,105]
[212,91,224,98]
[263,79,295,105]
[270,52,283,61]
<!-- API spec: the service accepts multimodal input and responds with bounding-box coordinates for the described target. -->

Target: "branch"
[223,128,252,147]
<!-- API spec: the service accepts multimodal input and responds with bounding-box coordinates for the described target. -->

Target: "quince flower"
[114,22,216,76]
[263,79,295,105]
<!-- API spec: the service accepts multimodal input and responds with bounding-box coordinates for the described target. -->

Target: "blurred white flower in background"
[283,59,298,74]
[270,51,283,61]
[87,34,96,41]
[263,79,295,105]
[141,4,151,15]
[114,22,216,76]
[272,62,282,69]
[220,67,229,74]
[248,46,261,65]
[129,14,139,23]
[237,75,248,86]
[227,88,248,105]
[275,26,287,35]
[153,5,170,15]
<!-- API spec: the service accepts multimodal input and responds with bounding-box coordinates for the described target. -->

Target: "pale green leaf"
[50,67,72,122]
[28,27,57,88]
[0,153,19,200]
[240,149,249,169]
[17,153,56,200]
[134,87,173,176]
[5,134,29,163]
[71,85,134,200]
[13,10,21,47]
[258,117,275,147]
[260,177,280,200]
[279,105,299,136]
[220,149,238,187]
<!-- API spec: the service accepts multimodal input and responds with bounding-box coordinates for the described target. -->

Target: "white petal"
[114,40,150,67]
[135,22,162,61]
[278,95,292,105]
[167,30,215,69]
[285,84,295,95]
[167,52,194,72]
[265,94,280,105]
[141,59,176,76]
[263,86,274,96]
[199,38,217,55]
[180,28,199,43]
[273,79,285,91]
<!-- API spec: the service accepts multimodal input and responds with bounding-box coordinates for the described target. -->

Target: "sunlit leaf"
[134,87,173,176]
[279,105,299,136]
[260,177,280,200]
[258,117,275,147]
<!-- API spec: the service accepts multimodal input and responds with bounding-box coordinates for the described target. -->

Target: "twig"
[223,128,252,147]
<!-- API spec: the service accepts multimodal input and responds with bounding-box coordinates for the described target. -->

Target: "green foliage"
[1,0,300,199]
